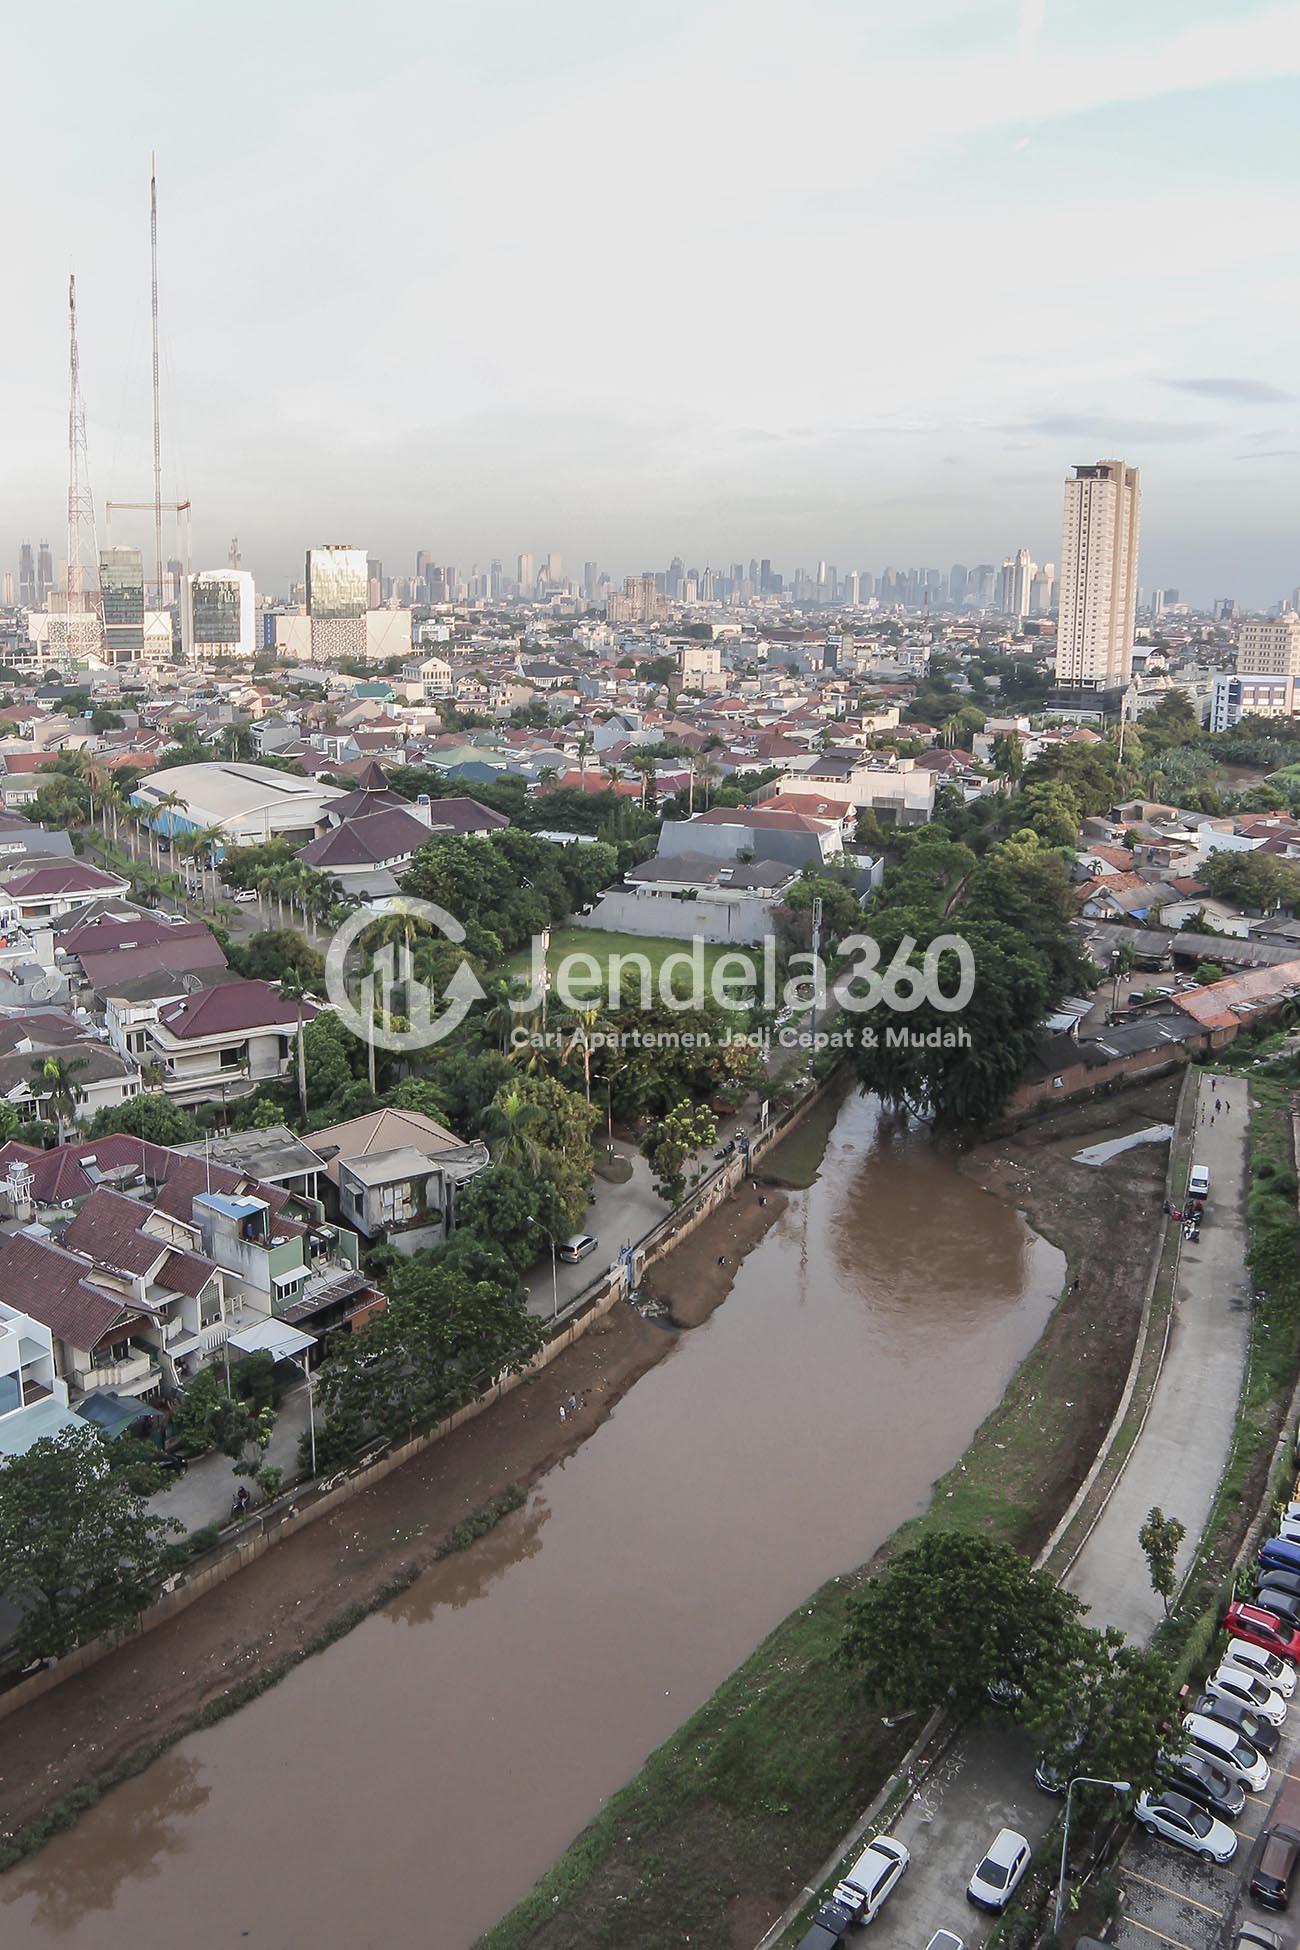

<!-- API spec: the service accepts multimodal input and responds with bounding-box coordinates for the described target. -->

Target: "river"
[2,1090,1063,1948]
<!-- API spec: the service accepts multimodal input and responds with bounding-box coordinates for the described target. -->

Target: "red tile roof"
[156,978,315,1040]
[0,1230,139,1352]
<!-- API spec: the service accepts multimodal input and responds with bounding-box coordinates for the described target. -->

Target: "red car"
[1225,1604,1300,1665]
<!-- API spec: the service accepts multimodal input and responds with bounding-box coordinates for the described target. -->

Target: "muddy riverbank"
[2,1088,1063,1950]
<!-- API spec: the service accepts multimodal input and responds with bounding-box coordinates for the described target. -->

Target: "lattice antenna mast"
[150,153,164,609]
[65,275,103,637]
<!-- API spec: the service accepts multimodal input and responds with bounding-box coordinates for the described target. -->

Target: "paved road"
[1067,1070,1252,1640]
[522,1140,669,1319]
[147,1384,313,1534]
[868,1722,1042,1950]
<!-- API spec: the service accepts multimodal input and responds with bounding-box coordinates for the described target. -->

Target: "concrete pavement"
[147,1384,313,1535]
[867,1722,1041,1950]
[1066,1070,1252,1640]
[523,1140,669,1319]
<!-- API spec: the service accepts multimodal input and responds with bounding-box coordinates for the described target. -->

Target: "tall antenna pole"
[61,275,103,663]
[150,154,164,609]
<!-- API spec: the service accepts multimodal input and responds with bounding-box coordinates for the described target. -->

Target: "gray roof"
[628,852,796,892]
[175,1124,327,1184]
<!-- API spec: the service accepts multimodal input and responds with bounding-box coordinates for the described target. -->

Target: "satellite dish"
[181,972,203,993]
[29,978,60,1003]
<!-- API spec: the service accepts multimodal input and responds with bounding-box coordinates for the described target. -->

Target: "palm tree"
[536,764,560,789]
[480,976,525,1055]
[194,824,227,909]
[34,1054,90,1144]
[479,1086,545,1172]
[148,789,187,868]
[560,1003,611,1103]
[575,731,594,779]
[628,751,657,809]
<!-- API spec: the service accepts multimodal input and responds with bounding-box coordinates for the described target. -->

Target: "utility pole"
[150,154,164,610]
[56,275,104,664]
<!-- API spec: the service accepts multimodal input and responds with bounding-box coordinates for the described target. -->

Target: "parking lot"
[1112,1690,1300,1950]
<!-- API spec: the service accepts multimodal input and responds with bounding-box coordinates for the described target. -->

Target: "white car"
[1182,1712,1271,1791]
[232,888,258,903]
[1222,1638,1297,1697]
[831,1834,910,1924]
[926,1935,965,1950]
[966,1829,1031,1913]
[1205,1664,1288,1726]
[1276,1515,1300,1546]
[1135,1789,1238,1863]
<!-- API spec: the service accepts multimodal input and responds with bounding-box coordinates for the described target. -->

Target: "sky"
[4,0,1299,604]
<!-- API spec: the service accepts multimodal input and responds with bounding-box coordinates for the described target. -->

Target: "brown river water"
[2,1091,1063,1949]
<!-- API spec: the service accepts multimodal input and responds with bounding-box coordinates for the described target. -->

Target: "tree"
[88,1094,201,1145]
[1023,1625,1172,1809]
[0,1426,179,1663]
[841,1533,1083,1720]
[641,1099,718,1204]
[454,1162,566,1271]
[1138,1506,1186,1615]
[34,1053,90,1143]
[992,732,1024,780]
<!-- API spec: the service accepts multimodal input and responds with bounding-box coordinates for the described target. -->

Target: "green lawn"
[504,926,757,1002]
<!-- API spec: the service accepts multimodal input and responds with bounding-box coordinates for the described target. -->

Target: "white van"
[1181,1711,1269,1790]
[1188,1164,1211,1200]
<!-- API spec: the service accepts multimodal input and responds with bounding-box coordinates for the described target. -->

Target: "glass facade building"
[99,547,145,659]
[191,576,241,645]
[306,546,367,620]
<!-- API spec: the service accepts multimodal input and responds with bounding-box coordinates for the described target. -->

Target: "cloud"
[1008,414,1215,444]
[1164,377,1293,403]
[1236,449,1300,460]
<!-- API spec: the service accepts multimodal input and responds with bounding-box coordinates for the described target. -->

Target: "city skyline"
[2,0,1298,601]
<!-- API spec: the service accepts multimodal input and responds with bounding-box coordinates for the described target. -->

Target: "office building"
[999,548,1035,619]
[306,544,367,661]
[516,552,534,594]
[1030,562,1056,616]
[1054,459,1141,689]
[1237,615,1300,678]
[1210,672,1299,732]
[184,570,256,661]
[2,573,12,607]
[99,546,147,664]
[17,544,35,609]
[36,541,54,606]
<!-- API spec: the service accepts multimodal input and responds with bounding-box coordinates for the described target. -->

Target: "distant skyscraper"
[999,548,1035,619]
[517,552,534,594]
[36,541,54,606]
[1055,460,1141,690]
[184,569,256,661]
[306,544,368,660]
[949,564,969,606]
[99,546,146,665]
[17,544,35,608]
[1030,562,1056,616]
[2,573,12,606]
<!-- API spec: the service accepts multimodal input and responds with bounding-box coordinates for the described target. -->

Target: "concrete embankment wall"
[0,1077,835,1725]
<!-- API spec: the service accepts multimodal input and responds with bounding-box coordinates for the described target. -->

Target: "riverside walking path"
[763,1069,1254,1950]
[1065,1069,1252,1637]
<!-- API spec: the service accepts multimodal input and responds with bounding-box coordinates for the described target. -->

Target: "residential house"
[141,978,315,1103]
[306,1106,489,1254]
[0,1299,83,1457]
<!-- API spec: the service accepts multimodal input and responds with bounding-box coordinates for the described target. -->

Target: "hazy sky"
[5,0,1299,603]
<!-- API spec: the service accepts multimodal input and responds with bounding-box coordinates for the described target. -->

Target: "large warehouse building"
[131,763,345,843]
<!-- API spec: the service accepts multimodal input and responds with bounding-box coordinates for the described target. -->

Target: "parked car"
[1276,1517,1300,1548]
[1256,1539,1300,1580]
[1182,1712,1270,1791]
[925,1935,965,1950]
[1155,1751,1246,1822]
[1135,1790,1237,1864]
[232,888,257,903]
[1250,1826,1300,1911]
[1249,1587,1300,1631]
[1233,1924,1284,1950]
[1226,1633,1299,1694]
[1255,1568,1300,1608]
[966,1829,1032,1913]
[558,1233,598,1263]
[1225,1603,1300,1665]
[797,1897,856,1948]
[1205,1665,1288,1725]
[831,1835,910,1925]
[1034,1728,1085,1793]
[1191,1693,1282,1757]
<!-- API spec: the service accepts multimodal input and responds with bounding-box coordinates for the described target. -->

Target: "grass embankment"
[1153,1069,1300,1679]
[480,1246,1089,1949]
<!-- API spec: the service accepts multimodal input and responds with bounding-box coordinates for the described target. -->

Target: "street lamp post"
[1056,1776,1131,1936]
[290,1353,317,1477]
[527,1216,560,1321]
